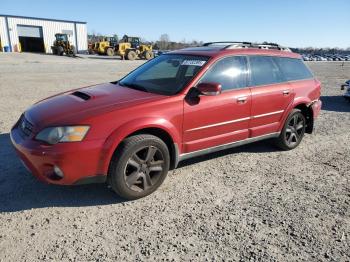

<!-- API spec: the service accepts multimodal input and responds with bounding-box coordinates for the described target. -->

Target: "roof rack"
[203,41,291,52]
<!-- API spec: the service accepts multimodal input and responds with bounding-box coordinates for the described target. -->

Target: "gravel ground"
[0,53,349,261]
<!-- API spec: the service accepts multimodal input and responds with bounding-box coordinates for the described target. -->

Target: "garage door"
[17,25,45,53]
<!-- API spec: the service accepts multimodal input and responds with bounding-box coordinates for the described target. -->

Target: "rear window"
[249,56,285,86]
[275,57,313,81]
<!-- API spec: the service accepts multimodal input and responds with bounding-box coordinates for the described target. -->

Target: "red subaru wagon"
[11,42,322,199]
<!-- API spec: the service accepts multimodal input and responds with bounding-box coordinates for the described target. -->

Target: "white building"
[0,14,87,53]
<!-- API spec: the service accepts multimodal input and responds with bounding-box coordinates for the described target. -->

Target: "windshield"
[118,54,210,95]
[56,35,67,41]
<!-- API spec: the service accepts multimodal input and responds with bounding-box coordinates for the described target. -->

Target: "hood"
[25,83,163,129]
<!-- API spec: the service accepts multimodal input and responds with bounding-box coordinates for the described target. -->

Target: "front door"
[183,56,251,153]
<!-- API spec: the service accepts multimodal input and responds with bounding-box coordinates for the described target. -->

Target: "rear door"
[248,56,294,137]
[183,56,251,153]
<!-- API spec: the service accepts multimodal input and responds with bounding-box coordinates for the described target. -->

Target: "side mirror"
[341,84,348,90]
[341,80,350,90]
[197,82,222,96]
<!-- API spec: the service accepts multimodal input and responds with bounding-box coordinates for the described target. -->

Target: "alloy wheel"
[124,146,165,192]
[285,114,305,147]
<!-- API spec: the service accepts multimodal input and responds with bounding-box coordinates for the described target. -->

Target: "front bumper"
[311,99,322,118]
[10,126,107,185]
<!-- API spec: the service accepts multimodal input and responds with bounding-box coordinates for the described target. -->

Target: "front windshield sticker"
[181,60,206,66]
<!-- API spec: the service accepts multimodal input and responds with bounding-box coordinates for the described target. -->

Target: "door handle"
[236,96,247,103]
[283,90,290,95]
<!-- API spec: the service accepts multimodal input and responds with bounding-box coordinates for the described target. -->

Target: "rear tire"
[275,109,306,150]
[127,50,137,61]
[71,46,76,56]
[108,134,170,200]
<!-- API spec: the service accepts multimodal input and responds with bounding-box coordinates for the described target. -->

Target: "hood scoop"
[71,91,91,101]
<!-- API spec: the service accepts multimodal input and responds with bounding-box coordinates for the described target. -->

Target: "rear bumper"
[10,126,107,185]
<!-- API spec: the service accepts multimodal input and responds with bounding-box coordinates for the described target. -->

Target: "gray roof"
[0,14,86,24]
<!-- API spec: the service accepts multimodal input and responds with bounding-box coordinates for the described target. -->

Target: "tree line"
[88,33,349,54]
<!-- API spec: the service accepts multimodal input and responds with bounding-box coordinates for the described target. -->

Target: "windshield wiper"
[119,82,149,92]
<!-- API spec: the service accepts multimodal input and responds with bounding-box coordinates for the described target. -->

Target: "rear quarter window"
[275,57,314,81]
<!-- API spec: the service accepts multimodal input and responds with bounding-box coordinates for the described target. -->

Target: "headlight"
[35,126,90,144]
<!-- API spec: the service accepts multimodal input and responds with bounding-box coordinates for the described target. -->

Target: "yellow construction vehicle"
[115,35,153,60]
[94,37,118,56]
[51,34,76,56]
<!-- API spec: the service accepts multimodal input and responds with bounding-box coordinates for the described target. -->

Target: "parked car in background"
[11,41,322,199]
[302,54,350,62]
[326,56,334,61]
[341,80,350,102]
[152,50,159,57]
[302,55,311,61]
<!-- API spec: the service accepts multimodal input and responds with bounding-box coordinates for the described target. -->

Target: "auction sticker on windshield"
[181,60,206,66]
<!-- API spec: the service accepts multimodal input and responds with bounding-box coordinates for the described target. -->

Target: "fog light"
[53,165,64,178]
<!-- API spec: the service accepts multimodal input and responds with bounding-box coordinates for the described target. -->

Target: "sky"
[1,0,349,48]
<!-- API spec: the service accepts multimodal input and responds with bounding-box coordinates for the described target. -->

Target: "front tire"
[52,47,57,55]
[144,50,154,60]
[106,47,114,56]
[57,46,64,56]
[275,109,306,150]
[127,50,137,61]
[108,135,170,200]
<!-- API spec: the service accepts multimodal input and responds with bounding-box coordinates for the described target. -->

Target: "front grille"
[19,116,34,138]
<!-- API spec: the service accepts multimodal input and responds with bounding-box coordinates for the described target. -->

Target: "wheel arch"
[280,98,315,134]
[126,127,179,170]
[294,103,314,134]
[101,120,181,175]
[290,98,315,134]
[126,48,137,52]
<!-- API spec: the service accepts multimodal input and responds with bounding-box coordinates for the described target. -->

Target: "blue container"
[4,46,10,52]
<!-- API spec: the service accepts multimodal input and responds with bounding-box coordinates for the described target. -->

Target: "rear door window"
[249,56,285,86]
[199,56,248,91]
[275,57,314,81]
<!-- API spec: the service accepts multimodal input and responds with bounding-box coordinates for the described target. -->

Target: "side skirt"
[177,132,280,164]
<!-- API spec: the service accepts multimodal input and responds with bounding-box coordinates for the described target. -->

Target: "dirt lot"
[0,53,349,261]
